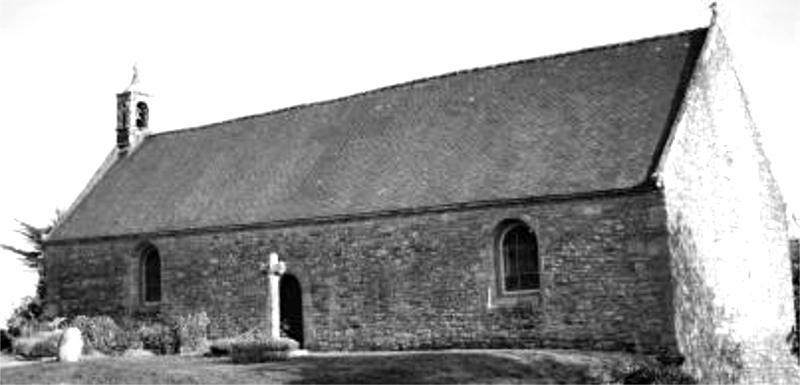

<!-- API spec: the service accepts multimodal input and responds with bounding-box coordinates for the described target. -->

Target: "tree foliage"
[1,211,62,299]
[1,220,51,270]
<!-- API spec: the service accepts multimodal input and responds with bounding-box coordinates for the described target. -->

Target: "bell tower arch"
[116,64,152,154]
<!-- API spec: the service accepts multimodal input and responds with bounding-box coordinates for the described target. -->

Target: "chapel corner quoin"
[42,22,798,383]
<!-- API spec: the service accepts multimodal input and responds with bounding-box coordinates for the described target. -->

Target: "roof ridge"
[148,26,709,140]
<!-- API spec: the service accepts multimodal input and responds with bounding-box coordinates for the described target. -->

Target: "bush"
[614,363,697,384]
[231,336,299,363]
[12,330,62,359]
[1,329,13,352]
[136,322,179,355]
[787,325,799,360]
[114,326,143,352]
[210,327,294,358]
[70,314,187,355]
[33,312,209,356]
[5,297,48,338]
[13,320,54,338]
[208,337,235,356]
[208,327,273,357]
[71,315,123,354]
[174,311,210,354]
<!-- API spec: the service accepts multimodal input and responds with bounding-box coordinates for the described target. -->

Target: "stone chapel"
[43,20,798,382]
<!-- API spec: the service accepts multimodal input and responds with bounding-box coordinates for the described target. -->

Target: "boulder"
[58,327,84,362]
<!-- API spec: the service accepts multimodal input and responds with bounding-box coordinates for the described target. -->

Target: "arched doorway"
[279,274,304,347]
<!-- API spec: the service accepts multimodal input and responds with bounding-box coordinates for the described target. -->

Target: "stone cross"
[265,252,285,339]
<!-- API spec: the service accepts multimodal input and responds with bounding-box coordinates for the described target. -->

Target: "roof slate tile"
[50,28,708,240]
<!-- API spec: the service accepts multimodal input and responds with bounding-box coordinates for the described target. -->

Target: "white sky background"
[0,0,797,323]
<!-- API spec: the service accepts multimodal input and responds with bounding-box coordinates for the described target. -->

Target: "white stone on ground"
[58,327,83,362]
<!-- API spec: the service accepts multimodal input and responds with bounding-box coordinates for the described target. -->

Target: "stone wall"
[659,24,799,383]
[46,190,675,353]
[791,238,799,361]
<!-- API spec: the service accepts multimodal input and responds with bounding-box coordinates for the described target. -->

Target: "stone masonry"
[659,24,799,383]
[45,189,676,354]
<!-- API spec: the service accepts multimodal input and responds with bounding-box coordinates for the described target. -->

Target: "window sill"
[137,302,162,313]
[488,289,541,310]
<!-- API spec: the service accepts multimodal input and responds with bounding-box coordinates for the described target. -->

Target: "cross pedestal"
[264,252,286,339]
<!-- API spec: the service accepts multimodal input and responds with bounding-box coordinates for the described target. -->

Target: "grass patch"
[2,349,655,384]
[1,355,290,384]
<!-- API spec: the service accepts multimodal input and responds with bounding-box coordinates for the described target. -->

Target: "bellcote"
[116,64,152,154]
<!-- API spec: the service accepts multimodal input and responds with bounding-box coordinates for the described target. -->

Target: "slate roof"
[50,27,708,241]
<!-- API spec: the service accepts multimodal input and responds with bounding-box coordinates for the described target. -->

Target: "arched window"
[136,101,149,129]
[140,245,161,303]
[499,221,540,292]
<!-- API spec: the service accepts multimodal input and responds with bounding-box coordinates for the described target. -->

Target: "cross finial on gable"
[709,2,718,25]
[126,63,141,92]
[132,63,139,83]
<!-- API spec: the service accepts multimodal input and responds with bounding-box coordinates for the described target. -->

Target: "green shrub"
[614,363,697,384]
[136,322,179,355]
[1,328,12,352]
[5,296,45,338]
[12,330,62,358]
[231,336,299,363]
[211,327,295,358]
[15,320,54,338]
[174,311,210,354]
[787,325,799,360]
[71,314,184,355]
[208,337,235,356]
[114,326,143,352]
[71,315,123,354]
[6,297,55,340]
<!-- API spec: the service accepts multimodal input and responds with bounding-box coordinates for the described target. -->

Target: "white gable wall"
[659,22,798,383]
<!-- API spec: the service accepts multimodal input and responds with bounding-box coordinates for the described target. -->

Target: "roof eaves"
[46,182,659,246]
